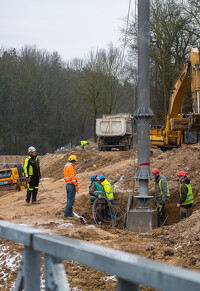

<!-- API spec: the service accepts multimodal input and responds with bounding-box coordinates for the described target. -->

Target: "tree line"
[0,0,199,154]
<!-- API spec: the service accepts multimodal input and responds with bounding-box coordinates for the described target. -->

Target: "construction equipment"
[150,47,200,151]
[96,113,133,151]
[0,164,26,191]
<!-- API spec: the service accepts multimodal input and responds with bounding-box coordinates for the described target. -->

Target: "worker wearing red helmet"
[177,171,194,220]
[152,168,170,227]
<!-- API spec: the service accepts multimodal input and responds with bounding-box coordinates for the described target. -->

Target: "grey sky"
[0,0,132,61]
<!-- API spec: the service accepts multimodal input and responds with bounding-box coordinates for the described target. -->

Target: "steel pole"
[134,0,153,206]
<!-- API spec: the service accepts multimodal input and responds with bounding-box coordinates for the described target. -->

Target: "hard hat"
[68,155,77,162]
[98,174,105,180]
[91,175,96,182]
[178,171,187,177]
[87,141,90,144]
[28,146,36,153]
[152,168,159,175]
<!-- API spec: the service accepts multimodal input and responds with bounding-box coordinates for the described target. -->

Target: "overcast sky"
[0,0,133,61]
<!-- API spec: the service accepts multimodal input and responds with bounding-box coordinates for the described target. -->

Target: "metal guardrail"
[0,220,200,291]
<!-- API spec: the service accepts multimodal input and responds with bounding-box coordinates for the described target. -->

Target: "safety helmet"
[87,141,90,144]
[178,171,187,177]
[91,175,97,182]
[28,146,36,153]
[98,174,105,180]
[68,155,77,162]
[152,168,159,175]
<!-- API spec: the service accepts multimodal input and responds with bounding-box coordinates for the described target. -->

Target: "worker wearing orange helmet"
[152,168,170,227]
[177,171,194,220]
[64,155,78,217]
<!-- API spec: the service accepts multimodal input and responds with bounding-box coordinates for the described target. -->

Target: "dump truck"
[96,113,133,151]
[150,47,200,151]
[0,164,26,191]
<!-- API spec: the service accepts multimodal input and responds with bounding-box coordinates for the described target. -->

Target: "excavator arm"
[150,47,200,150]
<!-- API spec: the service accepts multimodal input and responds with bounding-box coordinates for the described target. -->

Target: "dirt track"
[0,143,200,290]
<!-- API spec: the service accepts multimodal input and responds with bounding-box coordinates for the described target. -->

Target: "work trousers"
[26,176,39,203]
[91,198,105,224]
[157,205,166,227]
[180,205,192,220]
[64,184,76,217]
[105,199,116,219]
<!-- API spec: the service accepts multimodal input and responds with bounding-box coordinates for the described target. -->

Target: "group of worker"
[23,139,89,206]
[24,146,194,227]
[152,168,194,227]
[63,155,114,219]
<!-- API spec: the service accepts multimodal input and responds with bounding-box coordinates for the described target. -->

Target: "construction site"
[0,142,200,290]
[1,0,200,290]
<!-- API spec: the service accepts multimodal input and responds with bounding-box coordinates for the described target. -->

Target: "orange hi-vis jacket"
[64,162,78,186]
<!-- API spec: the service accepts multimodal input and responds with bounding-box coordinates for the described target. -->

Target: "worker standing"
[177,171,194,220]
[80,141,90,149]
[24,146,41,206]
[152,169,170,227]
[64,155,78,218]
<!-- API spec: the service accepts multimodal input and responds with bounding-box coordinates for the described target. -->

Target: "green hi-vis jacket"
[154,175,170,205]
[89,181,103,201]
[101,179,114,200]
[180,183,194,206]
[81,141,88,149]
[24,155,41,177]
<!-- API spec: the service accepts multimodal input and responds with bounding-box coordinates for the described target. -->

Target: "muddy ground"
[0,142,200,290]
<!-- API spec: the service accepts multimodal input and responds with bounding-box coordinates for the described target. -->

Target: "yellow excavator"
[150,47,200,151]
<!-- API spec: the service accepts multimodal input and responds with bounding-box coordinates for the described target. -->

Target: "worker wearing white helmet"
[24,146,41,206]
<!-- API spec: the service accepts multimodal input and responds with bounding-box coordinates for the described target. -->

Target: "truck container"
[96,113,133,151]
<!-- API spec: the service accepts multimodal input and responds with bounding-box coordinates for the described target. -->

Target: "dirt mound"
[40,145,133,181]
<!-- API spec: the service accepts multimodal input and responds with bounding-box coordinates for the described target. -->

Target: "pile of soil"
[0,143,200,290]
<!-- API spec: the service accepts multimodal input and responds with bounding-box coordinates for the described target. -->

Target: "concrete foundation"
[126,209,157,233]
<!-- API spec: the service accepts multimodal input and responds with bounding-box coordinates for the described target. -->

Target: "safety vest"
[81,141,88,149]
[154,177,170,198]
[24,156,40,177]
[64,162,78,186]
[101,179,114,200]
[89,181,103,201]
[180,183,194,206]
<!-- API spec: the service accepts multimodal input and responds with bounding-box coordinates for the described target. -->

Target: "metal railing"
[0,220,200,291]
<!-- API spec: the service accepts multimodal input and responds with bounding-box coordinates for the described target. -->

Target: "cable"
[110,0,132,114]
[40,181,64,204]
